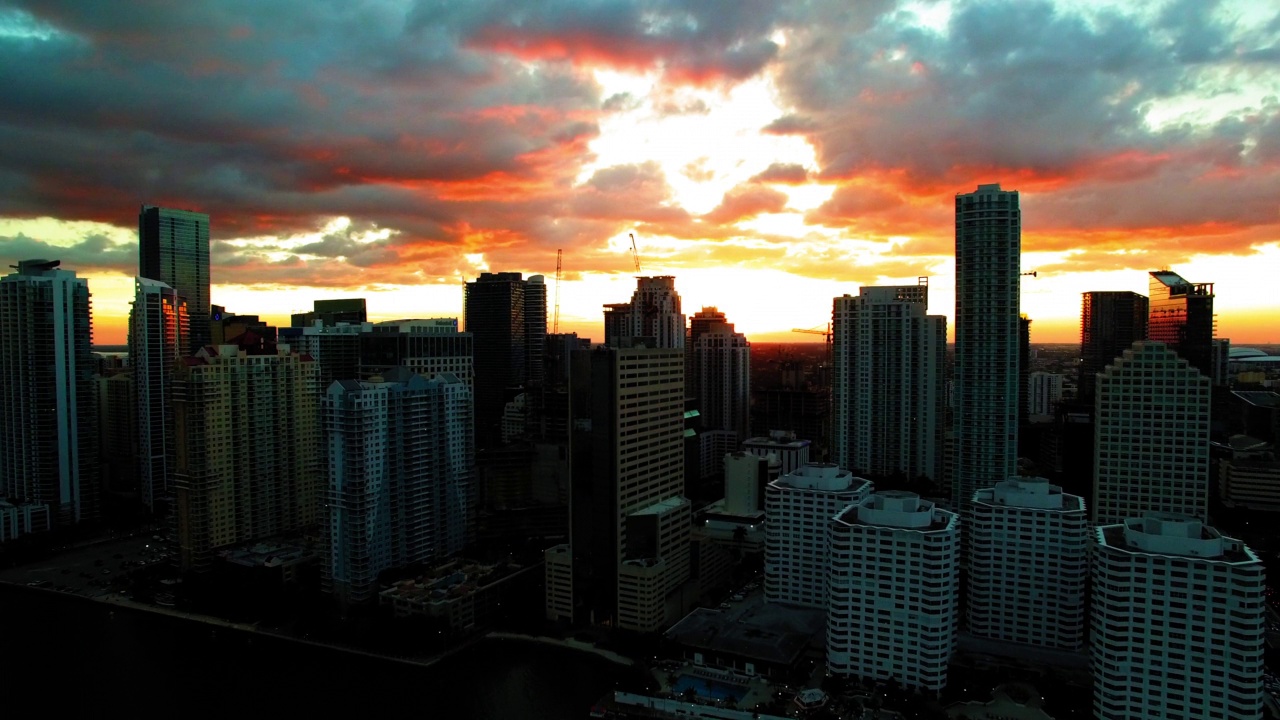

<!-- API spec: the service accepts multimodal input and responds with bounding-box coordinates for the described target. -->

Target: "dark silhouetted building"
[464,273,546,446]
[1079,291,1149,403]
[291,298,367,328]
[139,205,210,353]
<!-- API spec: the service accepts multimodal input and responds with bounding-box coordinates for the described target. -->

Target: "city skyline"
[1,2,1278,345]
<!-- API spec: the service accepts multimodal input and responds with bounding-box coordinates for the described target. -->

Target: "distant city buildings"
[1093,341,1210,525]
[323,369,473,605]
[967,477,1088,651]
[131,278,189,512]
[764,463,871,608]
[953,183,1021,511]
[1079,291,1148,403]
[172,338,320,572]
[828,491,958,693]
[139,205,210,353]
[0,259,97,528]
[1092,514,1264,720]
[1148,270,1215,379]
[290,298,367,328]
[832,281,945,482]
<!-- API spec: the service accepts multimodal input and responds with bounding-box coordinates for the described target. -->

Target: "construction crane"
[629,233,642,273]
[792,323,834,370]
[553,249,563,334]
[1022,271,1038,277]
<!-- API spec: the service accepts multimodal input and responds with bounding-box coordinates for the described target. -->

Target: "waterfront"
[1,583,648,716]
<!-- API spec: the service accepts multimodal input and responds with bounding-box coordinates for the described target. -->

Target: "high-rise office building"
[967,477,1088,651]
[832,281,945,482]
[954,183,1021,511]
[828,491,959,693]
[603,276,686,349]
[465,273,546,445]
[765,463,872,608]
[1093,341,1210,525]
[1092,514,1264,720]
[1079,291,1149,403]
[557,342,690,632]
[323,369,473,605]
[290,298,367,328]
[0,260,97,526]
[139,205,210,354]
[172,339,320,572]
[524,275,547,387]
[687,307,751,442]
[1149,271,1215,379]
[131,278,189,512]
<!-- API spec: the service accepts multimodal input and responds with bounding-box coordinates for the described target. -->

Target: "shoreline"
[2,579,643,675]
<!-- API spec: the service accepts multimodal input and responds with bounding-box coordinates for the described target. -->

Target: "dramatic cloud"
[1,0,1278,341]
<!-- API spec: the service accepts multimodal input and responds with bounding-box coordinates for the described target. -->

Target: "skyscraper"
[832,281,945,482]
[1149,270,1215,378]
[172,339,320,572]
[139,205,210,354]
[1079,291,1149,403]
[953,184,1021,511]
[323,369,474,605]
[561,342,690,631]
[131,278,189,512]
[603,276,686,349]
[1093,341,1210,525]
[828,491,959,693]
[687,306,751,441]
[967,477,1088,651]
[464,272,545,445]
[0,260,97,526]
[1092,514,1264,720]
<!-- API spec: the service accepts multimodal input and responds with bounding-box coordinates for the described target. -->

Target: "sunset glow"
[2,1,1278,344]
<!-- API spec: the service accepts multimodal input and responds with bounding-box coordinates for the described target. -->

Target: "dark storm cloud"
[408,0,784,84]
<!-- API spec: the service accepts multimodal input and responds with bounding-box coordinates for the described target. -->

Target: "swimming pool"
[670,674,749,702]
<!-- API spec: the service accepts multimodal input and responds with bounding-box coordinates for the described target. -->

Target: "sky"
[1,0,1278,346]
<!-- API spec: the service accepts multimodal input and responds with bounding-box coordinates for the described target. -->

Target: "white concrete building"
[323,369,474,605]
[828,491,959,693]
[0,260,97,526]
[1092,514,1264,720]
[832,281,946,482]
[764,463,871,608]
[743,431,810,477]
[604,276,687,349]
[954,183,1021,512]
[1093,341,1211,525]
[967,477,1088,650]
[1027,372,1063,417]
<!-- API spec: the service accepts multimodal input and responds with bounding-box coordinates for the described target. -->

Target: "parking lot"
[0,534,174,597]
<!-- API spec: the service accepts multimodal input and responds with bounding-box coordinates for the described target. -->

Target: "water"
[1,584,644,716]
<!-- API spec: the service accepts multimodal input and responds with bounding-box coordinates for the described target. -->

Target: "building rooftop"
[1234,391,1280,408]
[665,596,825,667]
[379,559,523,604]
[1097,513,1257,564]
[219,540,314,568]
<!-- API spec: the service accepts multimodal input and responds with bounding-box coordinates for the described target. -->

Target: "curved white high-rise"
[1092,514,1264,720]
